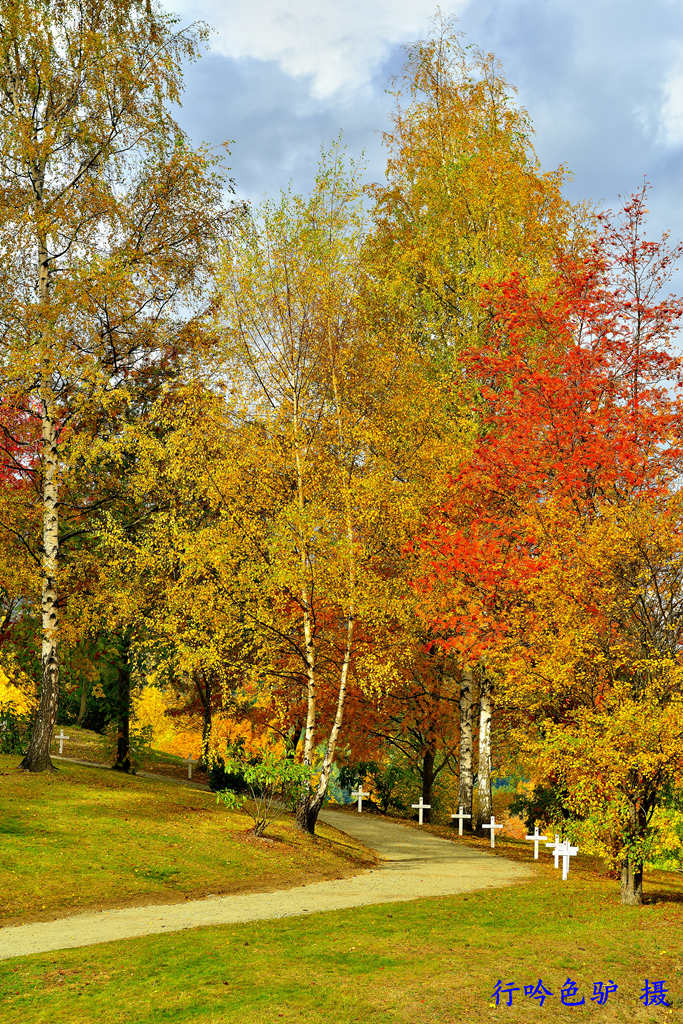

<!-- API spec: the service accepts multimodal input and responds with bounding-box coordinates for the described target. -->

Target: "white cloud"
[168,0,469,98]
[659,46,683,147]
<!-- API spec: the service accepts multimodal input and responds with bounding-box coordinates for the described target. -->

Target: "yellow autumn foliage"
[130,684,202,759]
[207,713,286,764]
[0,660,36,720]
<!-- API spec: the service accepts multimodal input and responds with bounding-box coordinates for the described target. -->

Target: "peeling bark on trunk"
[475,674,493,833]
[292,397,317,772]
[20,224,61,772]
[457,666,474,829]
[295,798,321,834]
[20,386,60,772]
[620,857,643,905]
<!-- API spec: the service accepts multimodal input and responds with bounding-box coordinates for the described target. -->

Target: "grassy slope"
[0,755,375,925]
[0,873,680,1024]
[48,724,209,783]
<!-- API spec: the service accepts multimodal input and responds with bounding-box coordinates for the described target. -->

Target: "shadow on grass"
[643,889,683,904]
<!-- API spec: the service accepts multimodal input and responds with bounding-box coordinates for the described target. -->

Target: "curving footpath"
[0,810,532,961]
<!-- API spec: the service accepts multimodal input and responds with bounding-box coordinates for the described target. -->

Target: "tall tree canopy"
[413,191,683,903]
[0,0,228,769]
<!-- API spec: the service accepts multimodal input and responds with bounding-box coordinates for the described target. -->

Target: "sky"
[166,0,683,284]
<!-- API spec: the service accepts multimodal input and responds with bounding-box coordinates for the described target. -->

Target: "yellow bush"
[0,661,36,720]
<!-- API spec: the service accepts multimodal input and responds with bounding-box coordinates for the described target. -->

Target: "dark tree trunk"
[76,677,89,727]
[421,747,435,823]
[19,669,58,772]
[620,856,643,905]
[201,699,211,749]
[112,636,131,772]
[196,671,212,768]
[295,793,322,835]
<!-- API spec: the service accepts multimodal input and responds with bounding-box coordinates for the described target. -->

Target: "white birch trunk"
[293,399,317,770]
[21,235,60,772]
[457,666,474,825]
[475,674,493,831]
[296,358,355,833]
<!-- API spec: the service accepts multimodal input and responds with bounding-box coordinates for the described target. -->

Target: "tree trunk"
[112,636,131,772]
[20,381,60,772]
[295,795,322,835]
[475,674,493,833]
[457,666,474,828]
[76,677,89,727]
[201,697,211,755]
[620,856,643,905]
[195,671,212,767]
[296,608,354,835]
[421,747,435,823]
[295,353,357,835]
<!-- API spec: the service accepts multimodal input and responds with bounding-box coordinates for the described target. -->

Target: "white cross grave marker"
[545,834,562,869]
[525,825,548,860]
[411,797,431,825]
[350,786,369,812]
[559,840,579,880]
[55,729,69,755]
[450,805,472,836]
[482,814,504,848]
[185,754,195,780]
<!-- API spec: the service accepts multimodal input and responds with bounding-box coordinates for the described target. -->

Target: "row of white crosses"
[526,825,579,880]
[451,805,504,848]
[351,786,434,825]
[440,806,580,880]
[349,788,578,878]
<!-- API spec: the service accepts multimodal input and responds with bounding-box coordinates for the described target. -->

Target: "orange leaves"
[411,193,683,871]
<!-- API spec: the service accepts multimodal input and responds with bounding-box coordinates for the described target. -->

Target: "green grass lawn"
[0,755,375,925]
[0,873,680,1024]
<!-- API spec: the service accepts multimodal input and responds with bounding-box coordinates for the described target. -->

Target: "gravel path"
[0,809,532,961]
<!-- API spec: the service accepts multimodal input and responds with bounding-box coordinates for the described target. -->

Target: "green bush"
[216,752,311,836]
[207,755,248,793]
[0,712,25,755]
[509,782,572,833]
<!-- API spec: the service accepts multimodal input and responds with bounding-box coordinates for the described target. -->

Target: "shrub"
[216,752,311,836]
[509,782,572,833]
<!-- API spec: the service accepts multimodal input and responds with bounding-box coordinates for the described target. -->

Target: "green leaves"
[216,753,312,837]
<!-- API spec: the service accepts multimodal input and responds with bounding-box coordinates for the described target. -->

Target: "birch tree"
[217,154,400,832]
[0,0,227,770]
[369,21,586,809]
